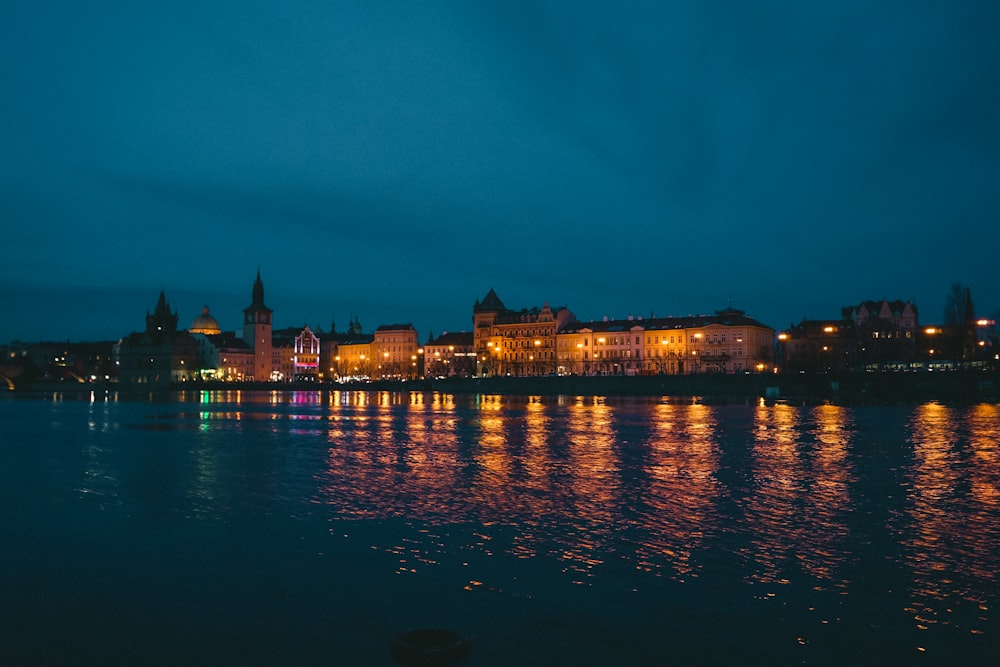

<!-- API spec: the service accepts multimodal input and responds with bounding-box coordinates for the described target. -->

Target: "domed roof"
[190,305,221,335]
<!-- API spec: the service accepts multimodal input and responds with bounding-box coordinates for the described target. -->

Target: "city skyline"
[3,2,999,343]
[0,271,984,348]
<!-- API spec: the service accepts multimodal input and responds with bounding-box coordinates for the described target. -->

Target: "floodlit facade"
[374,324,420,379]
[556,309,775,376]
[115,275,785,384]
[424,331,475,378]
[473,288,574,377]
[336,336,375,379]
[293,325,320,381]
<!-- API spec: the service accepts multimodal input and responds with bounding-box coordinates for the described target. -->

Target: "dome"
[190,305,221,335]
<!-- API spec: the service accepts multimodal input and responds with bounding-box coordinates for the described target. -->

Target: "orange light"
[823,326,835,333]
[925,327,939,335]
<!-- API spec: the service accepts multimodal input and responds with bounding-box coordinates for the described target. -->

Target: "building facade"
[293,325,321,381]
[556,308,775,376]
[373,324,420,379]
[242,270,273,381]
[424,331,475,378]
[116,291,198,385]
[473,289,574,377]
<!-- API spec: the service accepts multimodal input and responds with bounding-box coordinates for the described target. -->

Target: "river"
[1,390,997,665]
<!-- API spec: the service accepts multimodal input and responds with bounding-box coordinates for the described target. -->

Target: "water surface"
[1,390,997,665]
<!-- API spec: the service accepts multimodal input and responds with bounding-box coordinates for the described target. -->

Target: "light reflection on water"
[746,404,855,587]
[2,391,998,663]
[903,402,999,639]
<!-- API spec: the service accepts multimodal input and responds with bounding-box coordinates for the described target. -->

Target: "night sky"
[3,1,998,344]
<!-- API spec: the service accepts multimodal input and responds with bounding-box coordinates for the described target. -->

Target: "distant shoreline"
[12,370,1000,405]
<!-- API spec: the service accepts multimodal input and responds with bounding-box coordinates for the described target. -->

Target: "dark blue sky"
[3,1,998,343]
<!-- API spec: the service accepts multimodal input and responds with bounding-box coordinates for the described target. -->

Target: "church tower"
[145,290,178,336]
[242,269,273,381]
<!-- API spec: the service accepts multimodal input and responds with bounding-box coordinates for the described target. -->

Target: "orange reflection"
[634,403,721,582]
[904,403,998,635]
[746,403,854,586]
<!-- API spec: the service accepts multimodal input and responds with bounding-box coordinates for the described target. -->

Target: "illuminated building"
[558,318,645,376]
[336,335,375,380]
[425,331,475,378]
[560,308,775,376]
[473,288,574,377]
[241,269,273,381]
[188,305,253,381]
[374,324,419,379]
[847,300,918,369]
[189,305,222,335]
[293,325,320,381]
[318,316,365,381]
[780,319,858,373]
[270,327,299,382]
[192,332,253,381]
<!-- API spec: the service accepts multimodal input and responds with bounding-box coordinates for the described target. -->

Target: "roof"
[426,331,474,346]
[336,334,375,345]
[375,323,415,332]
[203,333,251,350]
[561,311,773,334]
[473,288,507,313]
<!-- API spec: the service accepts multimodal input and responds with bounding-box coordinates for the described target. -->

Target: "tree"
[944,283,975,326]
[944,284,977,360]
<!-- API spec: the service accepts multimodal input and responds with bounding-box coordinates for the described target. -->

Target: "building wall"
[337,341,374,379]
[373,326,419,379]
[424,332,475,378]
[293,326,320,380]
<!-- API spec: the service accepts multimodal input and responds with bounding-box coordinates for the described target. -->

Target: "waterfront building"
[473,288,573,377]
[847,300,918,369]
[558,318,645,376]
[116,291,198,385]
[192,332,254,381]
[373,324,420,379]
[2,340,116,387]
[778,319,858,373]
[242,270,273,381]
[780,299,919,372]
[189,306,254,381]
[318,317,365,382]
[293,325,320,381]
[558,308,775,376]
[336,335,375,380]
[270,328,299,382]
[638,318,688,374]
[424,331,475,378]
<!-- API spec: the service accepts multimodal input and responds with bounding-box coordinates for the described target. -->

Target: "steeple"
[248,268,269,310]
[145,290,178,334]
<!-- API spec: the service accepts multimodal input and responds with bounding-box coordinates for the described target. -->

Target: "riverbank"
[14,370,1000,404]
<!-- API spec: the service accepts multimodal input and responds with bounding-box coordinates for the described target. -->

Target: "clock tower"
[242,269,273,381]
